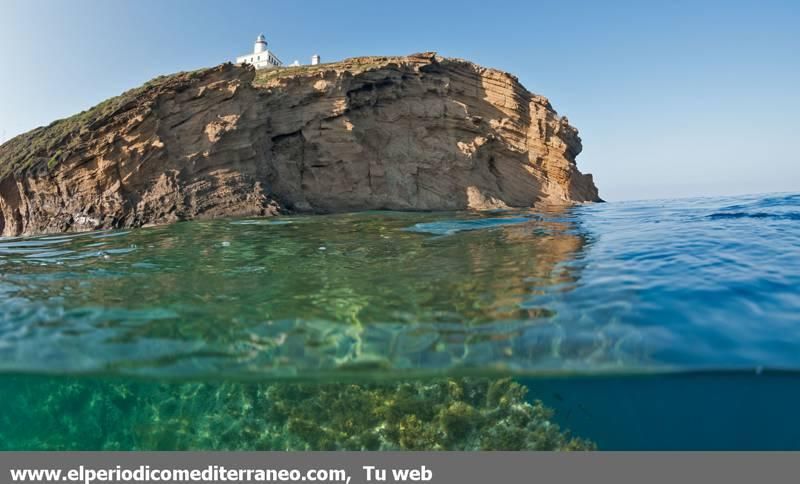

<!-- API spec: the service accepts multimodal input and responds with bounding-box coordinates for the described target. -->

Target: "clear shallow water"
[1,192,798,377]
[0,192,798,449]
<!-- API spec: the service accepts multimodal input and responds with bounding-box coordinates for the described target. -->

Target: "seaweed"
[0,376,594,451]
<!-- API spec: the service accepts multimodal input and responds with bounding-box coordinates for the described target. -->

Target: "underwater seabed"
[3,370,799,450]
[0,374,594,451]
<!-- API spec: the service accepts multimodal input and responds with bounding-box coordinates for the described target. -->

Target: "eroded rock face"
[0,53,600,236]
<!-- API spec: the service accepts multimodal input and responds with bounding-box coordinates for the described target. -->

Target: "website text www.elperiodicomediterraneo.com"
[9,464,435,484]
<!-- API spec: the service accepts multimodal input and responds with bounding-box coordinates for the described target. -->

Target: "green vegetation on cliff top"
[0,70,204,180]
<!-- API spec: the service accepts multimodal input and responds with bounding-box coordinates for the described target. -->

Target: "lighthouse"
[235,33,283,69]
[254,33,267,54]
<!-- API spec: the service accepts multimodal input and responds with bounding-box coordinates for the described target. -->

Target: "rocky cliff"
[0,52,600,236]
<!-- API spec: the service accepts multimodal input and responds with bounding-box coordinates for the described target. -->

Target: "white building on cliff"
[235,34,320,70]
[236,34,282,69]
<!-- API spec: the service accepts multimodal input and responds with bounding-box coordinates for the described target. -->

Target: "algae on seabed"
[0,376,594,451]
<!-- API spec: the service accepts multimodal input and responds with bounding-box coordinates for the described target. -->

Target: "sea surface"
[0,192,798,449]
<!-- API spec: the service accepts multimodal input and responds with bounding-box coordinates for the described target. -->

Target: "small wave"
[708,212,800,221]
[405,216,533,235]
[716,193,800,212]
[230,219,293,226]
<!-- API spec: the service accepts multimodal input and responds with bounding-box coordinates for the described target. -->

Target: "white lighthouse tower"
[236,33,283,69]
[254,34,267,54]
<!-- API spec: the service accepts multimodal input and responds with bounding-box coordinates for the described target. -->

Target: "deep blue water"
[529,371,800,450]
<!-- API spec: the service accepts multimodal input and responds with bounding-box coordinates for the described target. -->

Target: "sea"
[0,192,798,450]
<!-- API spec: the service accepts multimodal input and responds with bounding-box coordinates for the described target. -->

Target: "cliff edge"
[0,53,600,236]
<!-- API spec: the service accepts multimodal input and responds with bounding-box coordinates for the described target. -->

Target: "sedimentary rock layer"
[0,52,600,236]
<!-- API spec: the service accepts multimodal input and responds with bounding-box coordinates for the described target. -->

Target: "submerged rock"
[0,53,600,236]
[0,376,594,451]
[262,378,594,451]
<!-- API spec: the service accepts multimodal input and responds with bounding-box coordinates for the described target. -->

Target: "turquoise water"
[0,192,798,449]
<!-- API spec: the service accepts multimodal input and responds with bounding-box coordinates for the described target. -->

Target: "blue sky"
[1,0,797,201]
